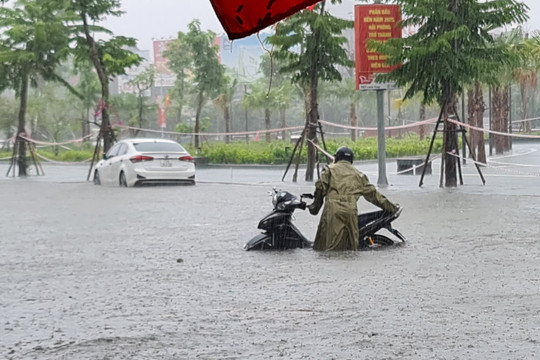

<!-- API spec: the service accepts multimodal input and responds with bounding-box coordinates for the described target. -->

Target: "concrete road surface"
[1,143,539,359]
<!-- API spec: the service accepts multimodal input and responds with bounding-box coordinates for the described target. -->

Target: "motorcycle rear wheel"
[360,234,394,249]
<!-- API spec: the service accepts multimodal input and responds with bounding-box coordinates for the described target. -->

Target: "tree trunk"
[350,102,357,141]
[467,88,476,159]
[468,81,486,164]
[520,82,530,133]
[474,83,486,164]
[81,12,113,152]
[305,11,323,182]
[224,105,231,144]
[419,100,426,140]
[280,108,287,141]
[502,86,510,152]
[443,97,458,187]
[138,91,144,128]
[194,91,203,149]
[82,107,90,141]
[492,86,505,154]
[264,107,271,143]
[16,72,29,176]
[305,78,319,182]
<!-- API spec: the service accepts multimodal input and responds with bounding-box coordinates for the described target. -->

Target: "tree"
[373,0,528,187]
[259,53,296,141]
[267,1,354,181]
[68,0,141,153]
[163,33,191,125]
[512,29,540,133]
[467,81,487,163]
[27,82,80,154]
[165,20,224,149]
[0,0,76,175]
[127,64,155,131]
[73,59,100,140]
[323,78,367,141]
[243,79,281,143]
[0,96,18,149]
[213,74,237,144]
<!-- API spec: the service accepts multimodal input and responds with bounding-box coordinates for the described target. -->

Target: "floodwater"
[1,144,539,359]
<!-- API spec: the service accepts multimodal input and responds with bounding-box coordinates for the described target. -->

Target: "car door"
[100,143,122,184]
[108,143,128,184]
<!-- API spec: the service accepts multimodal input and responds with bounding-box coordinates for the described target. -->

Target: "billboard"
[153,39,176,88]
[354,4,401,90]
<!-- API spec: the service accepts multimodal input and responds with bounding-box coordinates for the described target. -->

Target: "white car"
[93,138,196,187]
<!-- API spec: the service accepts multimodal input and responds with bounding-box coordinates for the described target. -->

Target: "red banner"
[210,0,321,40]
[158,108,166,128]
[355,4,401,89]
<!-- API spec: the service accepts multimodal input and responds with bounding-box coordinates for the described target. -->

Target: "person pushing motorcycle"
[308,146,399,251]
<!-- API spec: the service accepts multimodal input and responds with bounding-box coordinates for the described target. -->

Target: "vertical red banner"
[355,4,401,89]
[158,108,166,128]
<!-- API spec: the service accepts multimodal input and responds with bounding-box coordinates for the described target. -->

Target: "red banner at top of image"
[355,4,401,89]
[210,0,321,40]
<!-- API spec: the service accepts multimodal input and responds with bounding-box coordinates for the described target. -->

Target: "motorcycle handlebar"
[301,193,314,199]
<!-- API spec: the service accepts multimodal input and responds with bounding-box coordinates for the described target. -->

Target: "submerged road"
[1,143,539,359]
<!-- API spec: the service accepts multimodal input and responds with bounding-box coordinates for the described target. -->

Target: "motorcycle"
[244,188,405,251]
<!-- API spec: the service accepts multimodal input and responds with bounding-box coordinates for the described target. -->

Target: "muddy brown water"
[1,153,539,359]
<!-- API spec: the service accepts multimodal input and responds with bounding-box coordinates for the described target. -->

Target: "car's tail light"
[179,155,194,162]
[130,155,154,163]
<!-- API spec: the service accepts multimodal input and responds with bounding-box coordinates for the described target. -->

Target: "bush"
[193,135,443,165]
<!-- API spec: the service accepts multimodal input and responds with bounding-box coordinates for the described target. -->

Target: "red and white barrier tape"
[18,133,95,146]
[319,117,438,131]
[115,124,305,137]
[445,151,540,177]
[447,118,540,139]
[2,116,540,148]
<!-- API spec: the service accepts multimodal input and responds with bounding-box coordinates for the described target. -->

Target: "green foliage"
[373,0,529,105]
[0,96,17,136]
[267,1,354,87]
[165,19,224,147]
[193,135,443,165]
[38,149,93,162]
[175,122,192,133]
[0,0,75,93]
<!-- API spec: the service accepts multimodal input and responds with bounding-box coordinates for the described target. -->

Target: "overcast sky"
[103,0,540,50]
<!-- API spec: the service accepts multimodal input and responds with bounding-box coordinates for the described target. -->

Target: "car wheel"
[93,170,101,185]
[119,171,128,187]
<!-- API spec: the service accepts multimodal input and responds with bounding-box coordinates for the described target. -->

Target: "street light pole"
[376,89,388,187]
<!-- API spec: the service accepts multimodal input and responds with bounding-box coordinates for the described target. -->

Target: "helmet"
[334,146,354,163]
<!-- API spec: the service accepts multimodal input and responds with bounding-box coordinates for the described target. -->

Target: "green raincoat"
[308,160,398,251]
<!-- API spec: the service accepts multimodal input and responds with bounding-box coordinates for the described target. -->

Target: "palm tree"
[242,80,280,143]
[214,75,238,144]
[267,1,354,181]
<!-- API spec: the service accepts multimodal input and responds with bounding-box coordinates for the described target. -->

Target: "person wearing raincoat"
[308,146,398,251]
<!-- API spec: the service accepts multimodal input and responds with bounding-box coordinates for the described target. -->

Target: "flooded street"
[1,144,539,359]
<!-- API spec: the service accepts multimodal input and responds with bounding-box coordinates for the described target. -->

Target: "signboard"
[354,4,401,90]
[153,40,173,74]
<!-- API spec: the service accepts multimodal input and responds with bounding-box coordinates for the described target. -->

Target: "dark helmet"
[334,146,354,163]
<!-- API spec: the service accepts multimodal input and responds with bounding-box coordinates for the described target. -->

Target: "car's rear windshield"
[133,142,186,152]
